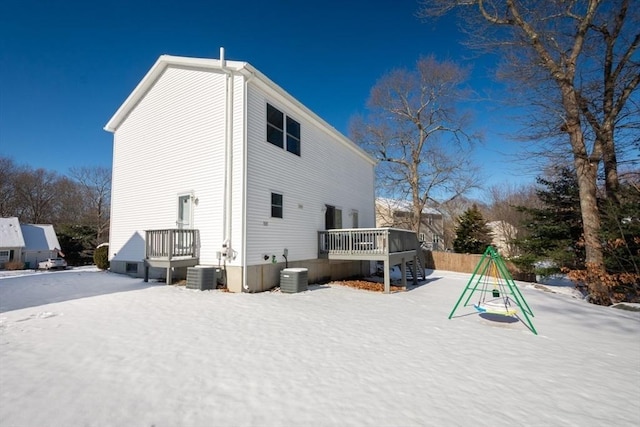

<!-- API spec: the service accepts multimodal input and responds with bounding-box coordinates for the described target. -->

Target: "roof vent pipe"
[220,47,225,68]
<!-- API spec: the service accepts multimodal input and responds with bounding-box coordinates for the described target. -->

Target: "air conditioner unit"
[280,268,308,293]
[186,267,219,290]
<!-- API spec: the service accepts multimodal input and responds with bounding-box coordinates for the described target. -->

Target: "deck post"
[166,266,172,285]
[383,260,390,294]
[400,257,407,288]
[412,254,418,285]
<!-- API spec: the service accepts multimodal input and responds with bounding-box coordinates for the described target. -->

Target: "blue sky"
[0,0,537,197]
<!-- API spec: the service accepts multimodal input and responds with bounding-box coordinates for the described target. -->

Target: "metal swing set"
[448,246,537,335]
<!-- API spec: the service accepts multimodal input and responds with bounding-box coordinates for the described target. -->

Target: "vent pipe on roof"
[220,46,225,67]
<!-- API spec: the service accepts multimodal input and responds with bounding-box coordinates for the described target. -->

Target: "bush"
[93,245,109,270]
[4,261,25,270]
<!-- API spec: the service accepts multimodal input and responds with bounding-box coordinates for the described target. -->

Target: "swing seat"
[474,302,517,316]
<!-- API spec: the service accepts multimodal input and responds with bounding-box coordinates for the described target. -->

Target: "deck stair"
[405,257,426,281]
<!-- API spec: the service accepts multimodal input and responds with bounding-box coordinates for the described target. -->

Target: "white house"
[20,224,63,268]
[0,217,25,268]
[375,198,444,250]
[487,220,518,257]
[104,51,379,293]
[0,218,62,269]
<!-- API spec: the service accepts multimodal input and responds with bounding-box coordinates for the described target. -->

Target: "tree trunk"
[601,123,620,205]
[564,91,610,304]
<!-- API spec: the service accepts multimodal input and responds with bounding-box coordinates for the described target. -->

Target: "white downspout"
[220,47,234,262]
[240,68,255,291]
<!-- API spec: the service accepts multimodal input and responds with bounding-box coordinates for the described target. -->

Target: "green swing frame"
[448,246,537,335]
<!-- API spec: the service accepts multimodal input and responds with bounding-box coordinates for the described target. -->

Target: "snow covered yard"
[1,268,638,427]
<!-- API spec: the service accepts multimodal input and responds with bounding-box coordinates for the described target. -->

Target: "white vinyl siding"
[244,84,375,265]
[109,66,229,264]
[107,57,374,273]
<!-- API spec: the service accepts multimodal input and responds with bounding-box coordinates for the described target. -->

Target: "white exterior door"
[177,194,193,229]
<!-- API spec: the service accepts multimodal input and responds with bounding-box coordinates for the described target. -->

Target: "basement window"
[271,192,283,218]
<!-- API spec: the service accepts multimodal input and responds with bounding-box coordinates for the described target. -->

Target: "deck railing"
[318,228,418,257]
[145,229,200,260]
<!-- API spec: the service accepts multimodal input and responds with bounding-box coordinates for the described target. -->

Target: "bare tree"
[69,166,111,244]
[53,177,87,226]
[0,157,21,217]
[484,183,541,256]
[419,0,639,304]
[12,168,61,223]
[350,56,481,234]
[439,196,479,250]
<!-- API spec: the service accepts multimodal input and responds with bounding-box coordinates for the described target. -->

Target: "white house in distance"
[0,217,62,269]
[375,198,444,251]
[104,50,383,293]
[0,217,24,268]
[487,220,518,258]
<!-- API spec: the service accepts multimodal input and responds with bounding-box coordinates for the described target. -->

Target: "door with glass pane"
[177,194,193,229]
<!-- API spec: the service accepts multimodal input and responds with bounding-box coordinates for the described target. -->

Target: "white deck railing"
[145,229,200,260]
[318,228,418,257]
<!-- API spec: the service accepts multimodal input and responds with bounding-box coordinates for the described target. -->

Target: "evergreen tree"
[453,204,492,254]
[57,224,98,266]
[514,167,585,273]
[514,168,639,302]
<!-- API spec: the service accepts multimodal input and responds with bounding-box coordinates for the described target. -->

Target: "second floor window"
[267,103,300,156]
[267,104,284,148]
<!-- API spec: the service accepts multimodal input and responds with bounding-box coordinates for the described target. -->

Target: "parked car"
[38,258,67,270]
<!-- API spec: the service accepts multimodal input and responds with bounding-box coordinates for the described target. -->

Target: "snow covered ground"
[1,267,638,427]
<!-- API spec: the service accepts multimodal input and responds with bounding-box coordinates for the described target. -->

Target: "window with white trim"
[271,192,283,218]
[267,103,300,156]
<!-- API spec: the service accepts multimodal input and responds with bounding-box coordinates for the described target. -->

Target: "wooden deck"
[318,228,422,293]
[142,227,421,292]
[144,229,200,284]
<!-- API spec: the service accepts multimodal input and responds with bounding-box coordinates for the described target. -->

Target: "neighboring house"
[0,217,25,268]
[487,220,518,257]
[104,51,378,293]
[375,199,444,251]
[20,224,63,268]
[0,218,62,269]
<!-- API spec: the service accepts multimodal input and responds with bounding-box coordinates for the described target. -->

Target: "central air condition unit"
[186,267,219,290]
[280,268,308,293]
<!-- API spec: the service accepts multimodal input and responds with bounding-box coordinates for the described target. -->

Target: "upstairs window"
[286,116,300,156]
[271,192,283,218]
[267,104,284,148]
[267,103,300,156]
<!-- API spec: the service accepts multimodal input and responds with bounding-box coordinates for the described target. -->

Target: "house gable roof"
[0,217,25,248]
[103,54,376,166]
[20,224,61,252]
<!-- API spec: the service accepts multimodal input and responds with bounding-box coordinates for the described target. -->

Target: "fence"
[423,250,536,282]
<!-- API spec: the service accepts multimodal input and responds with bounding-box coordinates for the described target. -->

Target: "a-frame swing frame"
[448,246,537,335]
